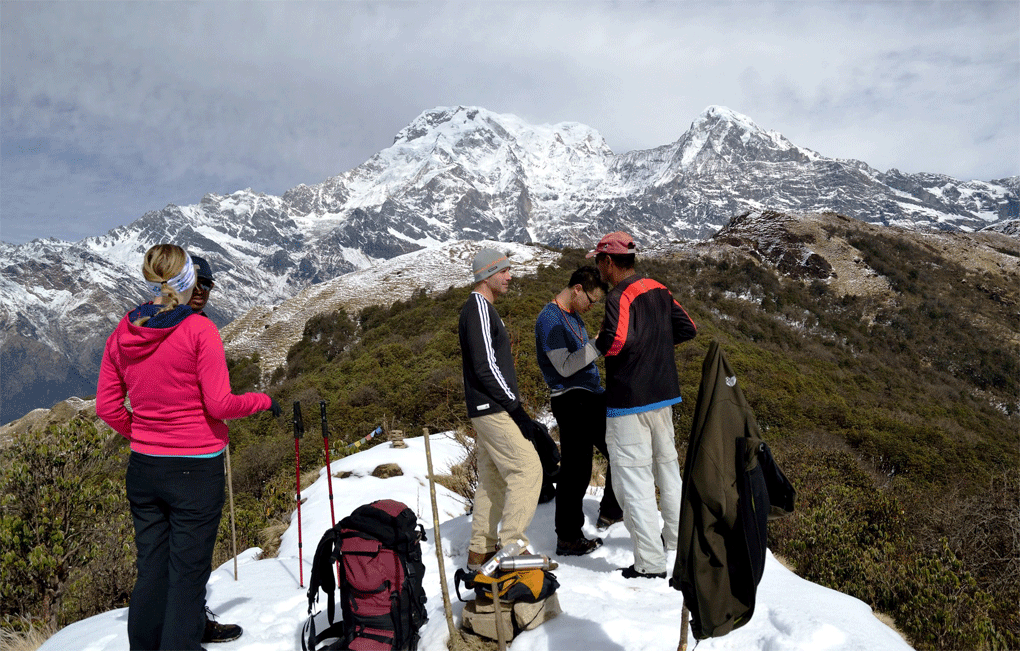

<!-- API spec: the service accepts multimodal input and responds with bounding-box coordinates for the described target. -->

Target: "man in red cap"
[587,231,697,579]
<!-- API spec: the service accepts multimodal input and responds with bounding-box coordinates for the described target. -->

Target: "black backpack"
[304,499,428,651]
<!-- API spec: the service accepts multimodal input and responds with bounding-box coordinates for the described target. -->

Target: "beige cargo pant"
[469,411,543,554]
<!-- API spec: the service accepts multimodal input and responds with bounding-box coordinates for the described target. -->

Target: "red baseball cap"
[586,231,636,258]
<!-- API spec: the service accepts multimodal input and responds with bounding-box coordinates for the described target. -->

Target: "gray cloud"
[2,1,1017,244]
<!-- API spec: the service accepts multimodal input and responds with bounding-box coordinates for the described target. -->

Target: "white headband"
[149,252,196,296]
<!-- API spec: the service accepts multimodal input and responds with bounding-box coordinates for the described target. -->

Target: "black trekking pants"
[551,389,622,541]
[125,451,224,651]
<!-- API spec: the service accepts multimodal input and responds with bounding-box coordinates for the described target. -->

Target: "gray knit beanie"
[472,248,510,282]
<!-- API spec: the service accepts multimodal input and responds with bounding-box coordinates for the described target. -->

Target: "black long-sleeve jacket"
[671,340,795,640]
[594,274,697,415]
[459,292,521,418]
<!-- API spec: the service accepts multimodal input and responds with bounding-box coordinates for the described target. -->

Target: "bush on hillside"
[0,420,131,629]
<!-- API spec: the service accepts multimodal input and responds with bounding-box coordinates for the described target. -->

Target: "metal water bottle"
[478,539,526,576]
[498,554,557,571]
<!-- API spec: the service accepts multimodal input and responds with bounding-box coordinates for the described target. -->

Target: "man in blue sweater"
[535,266,623,556]
[589,232,697,579]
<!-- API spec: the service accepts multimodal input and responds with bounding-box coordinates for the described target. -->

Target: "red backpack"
[304,499,428,651]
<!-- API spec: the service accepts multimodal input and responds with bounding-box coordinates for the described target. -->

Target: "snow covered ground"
[39,431,913,651]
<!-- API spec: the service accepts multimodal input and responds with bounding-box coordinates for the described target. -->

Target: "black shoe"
[203,607,242,643]
[620,564,666,580]
[596,513,623,530]
[539,479,557,504]
[555,536,603,556]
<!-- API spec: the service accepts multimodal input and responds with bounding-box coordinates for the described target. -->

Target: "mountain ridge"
[1,104,1017,423]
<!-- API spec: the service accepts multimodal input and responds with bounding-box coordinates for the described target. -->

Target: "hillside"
[2,210,1017,649]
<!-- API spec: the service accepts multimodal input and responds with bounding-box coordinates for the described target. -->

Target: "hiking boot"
[466,549,498,571]
[620,564,666,580]
[538,480,557,504]
[555,536,603,556]
[203,607,242,643]
[596,513,623,530]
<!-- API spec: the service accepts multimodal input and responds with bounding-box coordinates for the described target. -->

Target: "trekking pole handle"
[319,400,328,438]
[293,401,304,439]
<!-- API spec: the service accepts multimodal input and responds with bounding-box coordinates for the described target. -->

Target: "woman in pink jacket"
[97,244,281,651]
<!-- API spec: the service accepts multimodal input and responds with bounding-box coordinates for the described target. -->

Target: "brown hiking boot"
[596,513,623,530]
[466,549,497,571]
[202,607,242,643]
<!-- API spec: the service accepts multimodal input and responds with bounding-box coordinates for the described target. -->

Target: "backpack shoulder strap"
[307,528,340,622]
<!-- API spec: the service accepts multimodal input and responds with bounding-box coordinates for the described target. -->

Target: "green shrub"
[0,420,130,628]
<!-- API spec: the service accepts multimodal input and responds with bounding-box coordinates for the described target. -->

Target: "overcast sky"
[2,1,1017,245]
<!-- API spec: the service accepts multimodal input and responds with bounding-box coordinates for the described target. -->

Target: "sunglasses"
[584,289,600,305]
[197,280,215,291]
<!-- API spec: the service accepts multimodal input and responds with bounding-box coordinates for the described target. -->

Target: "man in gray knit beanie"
[471,248,511,283]
[458,246,545,569]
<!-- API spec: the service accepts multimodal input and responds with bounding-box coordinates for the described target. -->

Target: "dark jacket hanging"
[670,340,796,640]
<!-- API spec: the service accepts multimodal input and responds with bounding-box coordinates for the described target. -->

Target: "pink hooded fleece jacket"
[97,311,271,456]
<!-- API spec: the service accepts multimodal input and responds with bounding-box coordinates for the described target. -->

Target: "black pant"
[126,451,225,651]
[551,390,622,540]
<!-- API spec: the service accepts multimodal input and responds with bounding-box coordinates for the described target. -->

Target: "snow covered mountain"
[1,105,1017,424]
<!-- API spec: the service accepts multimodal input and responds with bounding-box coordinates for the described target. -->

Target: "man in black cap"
[187,254,242,644]
[188,255,215,315]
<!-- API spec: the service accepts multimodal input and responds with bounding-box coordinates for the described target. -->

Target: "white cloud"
[2,1,1017,243]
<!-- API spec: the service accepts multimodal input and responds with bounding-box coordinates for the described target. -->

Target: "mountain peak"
[698,105,761,129]
[391,106,610,155]
[392,106,492,144]
[677,104,819,169]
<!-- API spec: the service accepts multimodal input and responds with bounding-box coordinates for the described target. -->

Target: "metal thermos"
[478,539,525,576]
[499,554,557,571]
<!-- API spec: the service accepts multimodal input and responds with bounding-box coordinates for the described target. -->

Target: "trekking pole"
[677,604,690,651]
[320,401,340,580]
[319,401,338,530]
[224,443,239,580]
[293,401,305,588]
[423,427,462,648]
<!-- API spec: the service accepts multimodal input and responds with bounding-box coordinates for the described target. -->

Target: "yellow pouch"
[455,567,557,603]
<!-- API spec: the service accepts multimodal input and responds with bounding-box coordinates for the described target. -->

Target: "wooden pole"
[423,428,461,649]
[224,444,238,580]
[678,604,690,651]
[491,581,507,651]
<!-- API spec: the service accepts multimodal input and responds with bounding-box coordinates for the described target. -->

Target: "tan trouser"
[469,411,542,553]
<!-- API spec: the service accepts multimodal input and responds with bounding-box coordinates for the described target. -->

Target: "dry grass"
[256,520,291,560]
[450,627,499,651]
[0,620,56,651]
[300,468,319,490]
[431,428,478,513]
[590,451,608,488]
